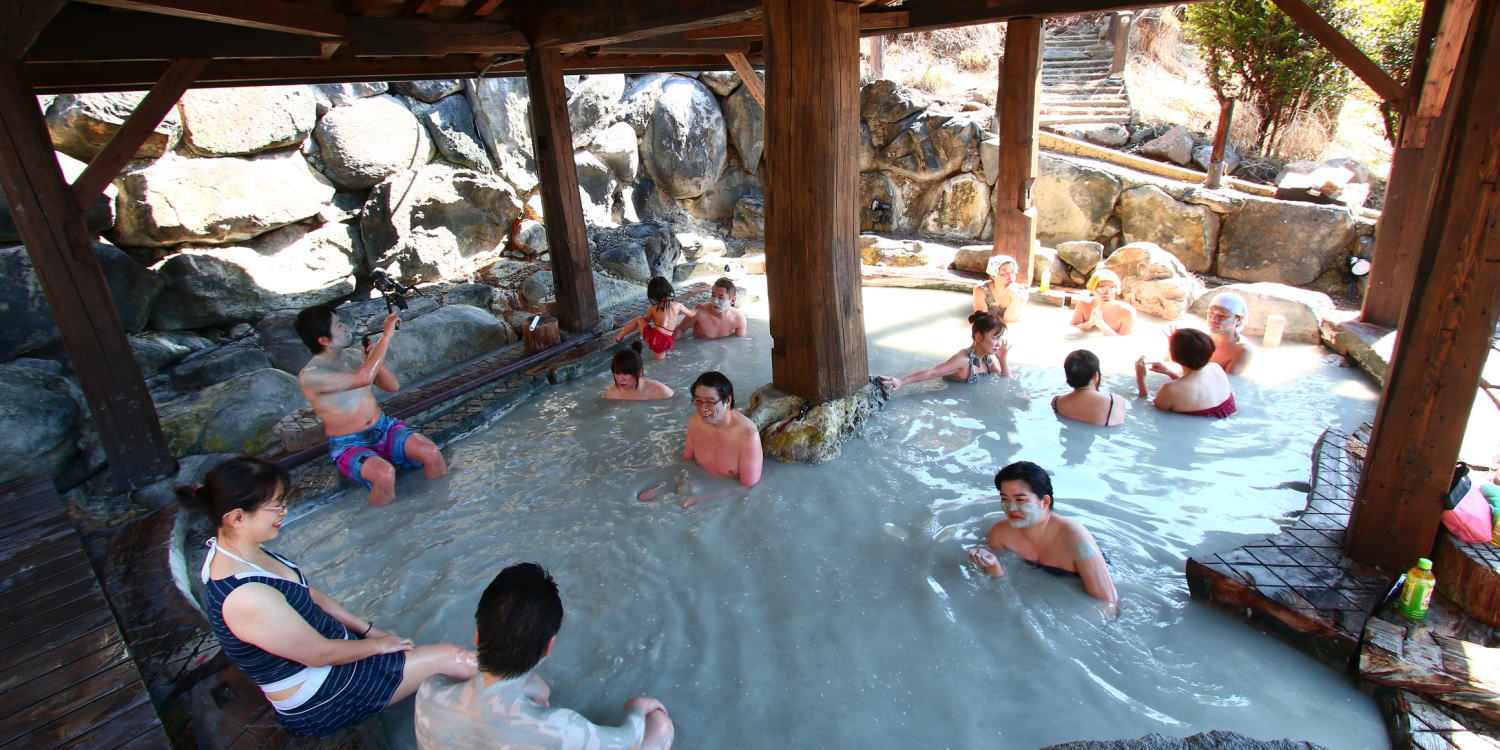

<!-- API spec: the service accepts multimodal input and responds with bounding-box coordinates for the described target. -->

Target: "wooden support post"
[0,62,174,489]
[724,51,764,108]
[1204,98,1235,189]
[71,58,206,206]
[1271,0,1408,106]
[1,0,67,59]
[525,48,599,332]
[763,0,867,403]
[1347,0,1500,571]
[992,17,1042,282]
[870,35,886,79]
[1109,11,1131,76]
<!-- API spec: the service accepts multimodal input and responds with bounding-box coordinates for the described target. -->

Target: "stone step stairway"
[1038,21,1132,131]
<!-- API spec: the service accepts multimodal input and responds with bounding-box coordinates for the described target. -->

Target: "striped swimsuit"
[201,540,405,737]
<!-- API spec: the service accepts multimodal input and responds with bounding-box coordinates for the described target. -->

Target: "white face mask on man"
[713,298,732,313]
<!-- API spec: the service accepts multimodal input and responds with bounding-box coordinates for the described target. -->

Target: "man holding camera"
[295,304,447,505]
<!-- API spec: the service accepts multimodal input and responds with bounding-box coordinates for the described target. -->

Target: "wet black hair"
[294,304,337,355]
[995,460,1054,504]
[176,456,290,529]
[1170,328,1215,371]
[968,311,1006,338]
[691,370,734,409]
[647,276,674,305]
[1063,349,1101,388]
[475,563,564,678]
[712,277,736,295]
[611,341,644,379]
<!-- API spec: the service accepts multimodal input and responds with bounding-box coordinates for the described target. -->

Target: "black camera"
[370,269,418,313]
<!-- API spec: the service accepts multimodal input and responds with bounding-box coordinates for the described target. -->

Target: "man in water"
[415,563,675,750]
[1149,291,1254,380]
[968,461,1118,615]
[682,277,748,339]
[683,371,763,489]
[295,304,446,506]
[1070,269,1136,336]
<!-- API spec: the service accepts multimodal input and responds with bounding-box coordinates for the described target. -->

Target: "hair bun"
[630,340,643,354]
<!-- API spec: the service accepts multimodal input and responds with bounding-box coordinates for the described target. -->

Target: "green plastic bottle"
[1397,558,1435,621]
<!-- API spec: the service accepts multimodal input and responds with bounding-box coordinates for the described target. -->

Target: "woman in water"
[1135,328,1236,418]
[878,311,1011,390]
[605,341,673,401]
[181,456,476,736]
[1070,269,1136,336]
[972,254,1024,324]
[615,276,696,360]
[1052,349,1127,426]
[969,461,1118,615]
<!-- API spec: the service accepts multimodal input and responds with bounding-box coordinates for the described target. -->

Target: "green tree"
[1349,0,1423,144]
[1184,0,1356,155]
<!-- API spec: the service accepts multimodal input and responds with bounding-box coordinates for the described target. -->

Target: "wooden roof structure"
[0,0,1497,578]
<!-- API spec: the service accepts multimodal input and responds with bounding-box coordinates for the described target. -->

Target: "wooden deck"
[0,475,169,749]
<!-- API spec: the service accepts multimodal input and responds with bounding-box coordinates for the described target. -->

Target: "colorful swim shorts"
[328,413,421,488]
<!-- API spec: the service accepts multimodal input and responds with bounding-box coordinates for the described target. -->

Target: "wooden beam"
[1414,0,1481,127]
[345,18,528,56]
[764,0,867,402]
[0,0,67,61]
[992,17,1043,282]
[724,51,764,107]
[684,11,905,40]
[1347,0,1500,571]
[26,6,326,62]
[0,61,175,490]
[463,0,505,20]
[1269,0,1408,106]
[525,48,598,332]
[74,0,345,38]
[71,59,205,208]
[401,0,442,18]
[591,37,751,55]
[344,0,376,16]
[528,0,759,51]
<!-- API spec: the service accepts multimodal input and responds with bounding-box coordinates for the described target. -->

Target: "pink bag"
[1443,483,1494,543]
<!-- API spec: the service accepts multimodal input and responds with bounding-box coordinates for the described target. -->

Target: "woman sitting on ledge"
[1135,329,1236,418]
[878,311,1011,390]
[1052,349,1127,426]
[972,254,1024,324]
[181,456,477,737]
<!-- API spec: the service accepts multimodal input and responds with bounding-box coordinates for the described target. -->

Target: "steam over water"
[278,283,1388,748]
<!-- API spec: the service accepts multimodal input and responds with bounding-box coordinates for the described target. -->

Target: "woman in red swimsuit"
[1134,329,1236,418]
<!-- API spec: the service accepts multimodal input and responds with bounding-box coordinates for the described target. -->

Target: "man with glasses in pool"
[295,303,447,506]
[683,371,763,489]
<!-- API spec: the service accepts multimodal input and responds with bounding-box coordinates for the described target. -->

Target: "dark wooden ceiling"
[10,0,1179,93]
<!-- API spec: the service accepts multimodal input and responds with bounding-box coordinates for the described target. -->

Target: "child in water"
[969,461,1118,615]
[605,342,674,401]
[615,277,696,360]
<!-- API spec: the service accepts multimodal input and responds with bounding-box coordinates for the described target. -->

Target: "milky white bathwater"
[276,283,1388,749]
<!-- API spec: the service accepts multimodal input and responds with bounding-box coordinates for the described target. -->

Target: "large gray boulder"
[164,345,274,393]
[379,304,516,385]
[686,166,761,223]
[111,150,336,247]
[1100,241,1204,320]
[881,111,985,182]
[179,85,316,157]
[0,151,115,243]
[980,136,999,185]
[132,331,214,377]
[722,84,765,173]
[1192,143,1240,175]
[313,95,434,191]
[46,92,180,163]
[466,77,536,193]
[567,74,626,148]
[149,222,362,329]
[574,150,618,227]
[158,368,304,456]
[361,164,523,282]
[641,77,727,200]
[861,79,929,123]
[1035,154,1122,247]
[312,83,388,110]
[1188,282,1334,344]
[615,73,676,136]
[0,243,161,360]
[599,243,650,283]
[589,121,640,183]
[1056,240,1104,276]
[521,269,641,311]
[1141,124,1194,165]
[515,220,548,257]
[411,94,493,173]
[627,223,684,279]
[732,195,764,239]
[392,79,463,103]
[1218,197,1356,285]
[921,173,989,238]
[1118,185,1220,273]
[698,71,740,97]
[0,362,81,485]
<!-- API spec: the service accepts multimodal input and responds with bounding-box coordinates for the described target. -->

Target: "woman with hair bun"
[180,456,476,737]
[1134,329,1236,418]
[877,311,1011,390]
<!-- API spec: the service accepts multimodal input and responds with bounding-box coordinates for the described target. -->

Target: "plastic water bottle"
[1397,558,1436,620]
[1039,264,1051,294]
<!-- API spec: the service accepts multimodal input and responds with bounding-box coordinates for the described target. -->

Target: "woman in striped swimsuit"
[180,457,477,737]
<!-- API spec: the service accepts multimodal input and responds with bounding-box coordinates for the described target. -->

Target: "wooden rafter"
[0,0,67,61]
[27,6,327,62]
[401,0,443,18]
[346,18,528,56]
[1268,0,1407,106]
[74,0,346,38]
[463,0,505,20]
[724,51,764,107]
[528,0,759,51]
[71,58,206,206]
[684,11,906,40]
[590,34,751,55]
[1416,0,1481,121]
[345,0,376,16]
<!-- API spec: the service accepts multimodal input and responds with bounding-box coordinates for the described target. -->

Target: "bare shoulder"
[729,412,762,441]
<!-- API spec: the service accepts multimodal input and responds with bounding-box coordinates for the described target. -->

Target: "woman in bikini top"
[1135,329,1237,418]
[877,312,1011,390]
[1051,349,1127,426]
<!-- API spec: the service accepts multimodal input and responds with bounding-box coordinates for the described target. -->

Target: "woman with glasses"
[180,456,476,737]
[972,254,1024,324]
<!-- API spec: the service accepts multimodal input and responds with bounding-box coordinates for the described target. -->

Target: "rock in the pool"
[742,382,887,465]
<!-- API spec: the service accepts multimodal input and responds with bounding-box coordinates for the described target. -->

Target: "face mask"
[1209,312,1238,334]
[1002,500,1044,528]
[713,298,732,313]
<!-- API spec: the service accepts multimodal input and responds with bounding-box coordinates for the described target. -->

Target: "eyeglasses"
[257,503,289,514]
[691,397,723,408]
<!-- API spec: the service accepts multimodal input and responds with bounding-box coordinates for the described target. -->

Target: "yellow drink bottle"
[1397,558,1436,621]
[1039,264,1051,294]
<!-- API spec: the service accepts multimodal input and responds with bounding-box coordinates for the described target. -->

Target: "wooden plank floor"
[0,476,168,749]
